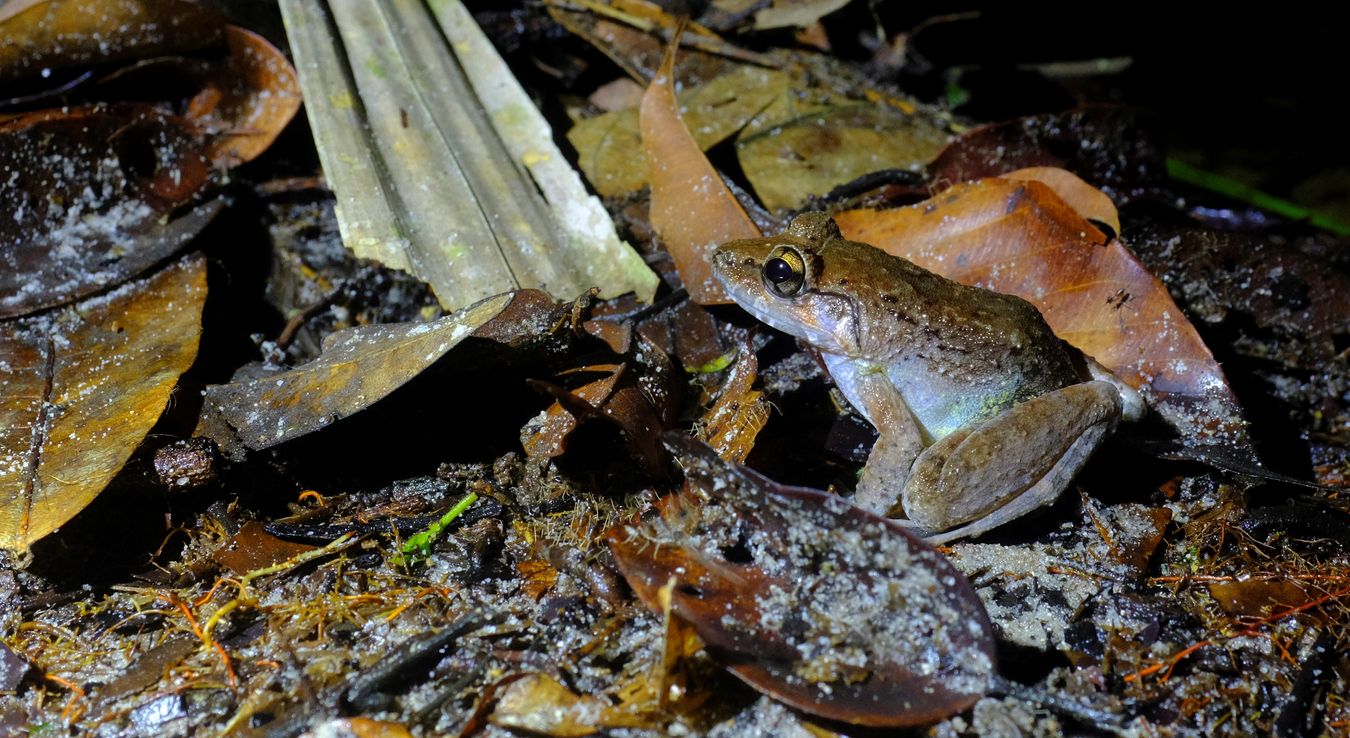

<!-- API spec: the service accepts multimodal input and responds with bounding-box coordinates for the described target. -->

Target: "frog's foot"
[902,381,1122,544]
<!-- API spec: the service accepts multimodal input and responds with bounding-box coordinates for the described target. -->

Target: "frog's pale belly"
[824,349,1077,444]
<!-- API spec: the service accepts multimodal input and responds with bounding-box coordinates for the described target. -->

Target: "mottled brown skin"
[712,213,1138,543]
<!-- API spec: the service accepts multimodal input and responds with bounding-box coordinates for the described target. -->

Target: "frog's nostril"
[742,257,755,266]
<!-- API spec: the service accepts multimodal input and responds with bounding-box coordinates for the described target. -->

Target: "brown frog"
[711,213,1144,543]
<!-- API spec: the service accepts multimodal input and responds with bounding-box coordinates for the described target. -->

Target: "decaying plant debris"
[2,3,1349,737]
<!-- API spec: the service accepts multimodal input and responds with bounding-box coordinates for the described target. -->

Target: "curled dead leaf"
[696,343,769,463]
[1000,166,1121,237]
[0,256,207,553]
[608,436,995,727]
[186,25,302,168]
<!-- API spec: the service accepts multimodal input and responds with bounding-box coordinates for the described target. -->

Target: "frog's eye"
[763,247,806,297]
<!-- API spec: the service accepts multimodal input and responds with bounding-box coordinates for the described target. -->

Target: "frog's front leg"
[821,354,926,514]
[899,381,1123,544]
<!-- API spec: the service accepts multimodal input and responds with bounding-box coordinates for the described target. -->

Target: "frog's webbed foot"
[902,381,1122,544]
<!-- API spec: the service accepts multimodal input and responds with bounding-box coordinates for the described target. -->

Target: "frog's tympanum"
[712,213,1144,543]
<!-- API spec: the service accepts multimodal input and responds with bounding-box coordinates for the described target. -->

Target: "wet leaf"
[201,291,514,450]
[0,256,207,553]
[0,642,29,691]
[696,344,769,463]
[278,0,656,311]
[635,300,735,372]
[97,635,197,701]
[608,436,995,726]
[490,672,642,736]
[642,35,760,304]
[737,100,949,212]
[0,105,216,318]
[1207,580,1314,620]
[0,0,222,83]
[834,178,1252,453]
[185,25,302,168]
[211,521,317,575]
[928,107,1167,203]
[569,65,789,197]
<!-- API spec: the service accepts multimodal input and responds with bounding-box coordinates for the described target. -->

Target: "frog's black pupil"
[765,257,795,284]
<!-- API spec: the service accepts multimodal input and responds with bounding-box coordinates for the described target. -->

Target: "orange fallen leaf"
[522,366,625,459]
[834,178,1250,452]
[515,559,560,601]
[0,257,207,553]
[212,521,316,575]
[1001,166,1121,237]
[186,25,302,168]
[641,27,759,304]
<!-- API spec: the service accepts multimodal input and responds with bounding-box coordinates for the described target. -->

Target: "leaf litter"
[2,3,1349,737]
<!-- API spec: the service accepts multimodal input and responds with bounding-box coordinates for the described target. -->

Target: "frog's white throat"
[724,282,857,356]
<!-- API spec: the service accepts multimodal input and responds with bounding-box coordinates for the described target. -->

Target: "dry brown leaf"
[1207,580,1316,620]
[641,32,760,304]
[516,559,560,600]
[202,292,514,450]
[0,0,222,82]
[490,673,641,737]
[523,367,624,459]
[211,521,316,575]
[186,25,302,168]
[524,363,669,472]
[834,178,1250,451]
[0,256,207,553]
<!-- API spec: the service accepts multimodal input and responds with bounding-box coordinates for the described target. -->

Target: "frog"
[711,212,1145,544]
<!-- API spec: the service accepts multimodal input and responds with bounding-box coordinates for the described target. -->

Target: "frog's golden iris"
[763,245,807,297]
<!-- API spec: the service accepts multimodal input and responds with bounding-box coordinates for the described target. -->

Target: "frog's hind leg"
[904,381,1122,545]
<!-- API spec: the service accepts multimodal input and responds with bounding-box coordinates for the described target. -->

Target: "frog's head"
[712,213,862,356]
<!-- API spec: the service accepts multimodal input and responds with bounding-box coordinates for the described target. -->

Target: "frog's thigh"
[903,381,1122,541]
